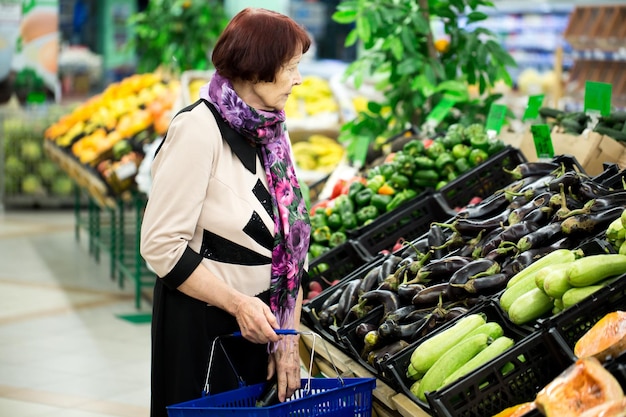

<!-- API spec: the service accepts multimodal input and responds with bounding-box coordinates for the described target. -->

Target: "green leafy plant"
[332,0,516,164]
[128,0,228,74]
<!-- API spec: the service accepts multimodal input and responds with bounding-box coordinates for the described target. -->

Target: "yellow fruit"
[435,38,450,53]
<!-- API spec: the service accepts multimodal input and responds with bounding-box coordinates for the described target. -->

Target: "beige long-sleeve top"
[140,99,275,297]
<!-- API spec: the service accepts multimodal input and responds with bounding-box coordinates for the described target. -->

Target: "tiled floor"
[0,209,152,417]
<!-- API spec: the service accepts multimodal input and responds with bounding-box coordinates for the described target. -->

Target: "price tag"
[485,103,507,136]
[522,94,545,121]
[425,97,456,128]
[584,81,612,117]
[531,124,554,160]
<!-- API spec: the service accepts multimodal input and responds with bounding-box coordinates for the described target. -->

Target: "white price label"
[115,162,137,180]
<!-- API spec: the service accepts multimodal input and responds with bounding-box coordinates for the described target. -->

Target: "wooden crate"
[564,5,626,52]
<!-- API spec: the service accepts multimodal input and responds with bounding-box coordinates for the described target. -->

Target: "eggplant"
[378,314,433,342]
[508,192,552,225]
[359,266,381,294]
[318,303,339,328]
[447,258,499,300]
[367,339,410,369]
[377,255,403,285]
[481,222,540,257]
[502,237,573,277]
[521,205,553,225]
[454,191,510,220]
[443,306,469,321]
[359,289,401,318]
[452,273,508,295]
[355,322,379,339]
[412,255,473,284]
[319,286,343,312]
[516,222,564,252]
[412,282,449,306]
[561,206,624,235]
[335,279,362,323]
[450,209,511,237]
[577,179,618,200]
[397,282,426,303]
[547,170,583,194]
[384,304,418,323]
[504,161,560,180]
[398,237,429,258]
[428,223,446,259]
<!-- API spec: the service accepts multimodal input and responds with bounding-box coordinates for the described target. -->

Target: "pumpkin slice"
[492,401,537,417]
[535,357,624,417]
[574,310,626,362]
[578,398,626,417]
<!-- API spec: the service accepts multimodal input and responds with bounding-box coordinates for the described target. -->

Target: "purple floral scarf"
[200,73,310,342]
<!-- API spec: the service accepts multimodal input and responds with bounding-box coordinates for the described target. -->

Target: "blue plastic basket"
[166,377,376,417]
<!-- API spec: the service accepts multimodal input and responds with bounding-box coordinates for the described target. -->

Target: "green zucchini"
[464,321,504,340]
[416,333,490,401]
[543,265,573,298]
[562,285,604,309]
[534,263,571,294]
[594,125,626,141]
[567,254,626,287]
[500,273,541,313]
[506,249,576,288]
[441,336,515,388]
[409,313,486,374]
[507,287,553,325]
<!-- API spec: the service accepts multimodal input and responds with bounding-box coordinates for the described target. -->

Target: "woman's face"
[244,51,303,112]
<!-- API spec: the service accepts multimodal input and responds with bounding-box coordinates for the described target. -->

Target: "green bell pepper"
[310,212,327,230]
[434,153,455,171]
[370,193,392,214]
[394,153,416,177]
[389,172,410,190]
[451,143,471,160]
[425,140,446,160]
[403,139,425,157]
[328,231,347,248]
[309,243,330,258]
[379,163,397,180]
[435,180,448,190]
[354,188,374,208]
[366,174,385,193]
[469,132,490,152]
[414,156,436,170]
[312,226,331,244]
[413,169,440,183]
[386,189,417,212]
[334,194,354,215]
[356,205,380,225]
[327,212,343,231]
[454,157,471,174]
[469,148,489,167]
[341,211,358,230]
[347,181,365,201]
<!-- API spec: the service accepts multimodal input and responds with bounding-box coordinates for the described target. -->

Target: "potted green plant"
[128,0,228,74]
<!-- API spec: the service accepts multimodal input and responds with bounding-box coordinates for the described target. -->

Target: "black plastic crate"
[356,193,454,258]
[383,300,532,413]
[301,255,385,346]
[303,239,373,300]
[537,272,626,354]
[425,328,575,417]
[438,146,527,211]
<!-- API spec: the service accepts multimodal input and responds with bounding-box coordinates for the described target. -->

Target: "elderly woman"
[140,8,312,417]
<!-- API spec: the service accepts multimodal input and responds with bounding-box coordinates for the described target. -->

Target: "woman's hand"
[233,295,281,344]
[268,335,301,402]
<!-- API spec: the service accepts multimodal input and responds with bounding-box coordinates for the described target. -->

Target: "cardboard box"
[517,130,626,176]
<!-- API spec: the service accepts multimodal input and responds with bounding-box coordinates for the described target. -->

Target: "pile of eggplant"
[305,158,626,376]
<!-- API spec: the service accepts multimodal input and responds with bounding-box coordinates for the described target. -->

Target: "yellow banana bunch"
[292,134,344,173]
[286,75,339,119]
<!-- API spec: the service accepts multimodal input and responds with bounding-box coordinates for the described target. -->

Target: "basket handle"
[203,330,344,396]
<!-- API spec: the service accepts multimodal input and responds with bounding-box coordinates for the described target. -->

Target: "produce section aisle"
[0,210,151,417]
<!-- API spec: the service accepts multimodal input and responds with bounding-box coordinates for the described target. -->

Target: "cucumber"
[567,254,626,287]
[465,321,504,340]
[406,363,423,381]
[543,265,573,298]
[562,285,604,309]
[416,333,490,401]
[507,287,553,325]
[506,249,576,288]
[441,336,515,388]
[410,313,486,374]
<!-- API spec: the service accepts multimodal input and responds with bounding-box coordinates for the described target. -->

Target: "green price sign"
[522,94,545,121]
[426,97,456,127]
[486,104,507,134]
[584,81,612,116]
[531,124,554,159]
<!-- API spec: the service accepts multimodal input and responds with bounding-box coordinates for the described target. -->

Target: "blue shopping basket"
[166,330,376,417]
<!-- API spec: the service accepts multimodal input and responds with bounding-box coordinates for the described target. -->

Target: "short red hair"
[212,8,311,83]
